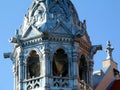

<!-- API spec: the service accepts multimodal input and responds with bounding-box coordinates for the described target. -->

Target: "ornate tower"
[4,0,102,90]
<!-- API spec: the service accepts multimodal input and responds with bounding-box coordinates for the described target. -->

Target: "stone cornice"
[22,33,72,47]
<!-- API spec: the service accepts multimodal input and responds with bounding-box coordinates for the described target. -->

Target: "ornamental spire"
[106,41,114,60]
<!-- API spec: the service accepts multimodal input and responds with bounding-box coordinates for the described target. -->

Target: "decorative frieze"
[22,38,42,47]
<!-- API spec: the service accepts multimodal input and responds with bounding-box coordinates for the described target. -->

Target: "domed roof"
[21,0,85,38]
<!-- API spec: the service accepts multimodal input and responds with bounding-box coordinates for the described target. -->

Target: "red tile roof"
[110,80,120,90]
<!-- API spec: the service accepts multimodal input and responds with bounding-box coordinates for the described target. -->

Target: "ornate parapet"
[24,77,44,90]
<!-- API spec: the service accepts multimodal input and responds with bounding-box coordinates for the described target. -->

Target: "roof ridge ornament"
[106,41,114,60]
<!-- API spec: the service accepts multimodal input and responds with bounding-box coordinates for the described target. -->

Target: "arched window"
[52,49,68,77]
[27,50,40,79]
[79,55,87,83]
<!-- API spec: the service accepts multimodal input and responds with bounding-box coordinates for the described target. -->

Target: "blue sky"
[0,0,120,90]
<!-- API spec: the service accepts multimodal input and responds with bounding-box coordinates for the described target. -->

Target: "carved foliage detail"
[22,1,46,32]
[32,2,46,27]
[49,0,72,22]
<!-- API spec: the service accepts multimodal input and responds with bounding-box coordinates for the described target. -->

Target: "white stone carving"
[106,41,114,60]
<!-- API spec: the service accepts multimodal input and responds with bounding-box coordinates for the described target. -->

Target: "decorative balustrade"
[24,77,43,90]
[52,76,69,88]
[79,80,93,90]
[23,77,93,90]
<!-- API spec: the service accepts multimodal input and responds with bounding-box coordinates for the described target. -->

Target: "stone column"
[72,47,78,90]
[89,60,94,87]
[24,61,27,90]
[12,63,16,90]
[18,47,24,90]
[43,43,50,89]
[24,60,27,80]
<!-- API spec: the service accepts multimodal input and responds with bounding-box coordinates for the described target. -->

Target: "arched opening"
[79,55,88,83]
[52,49,68,77]
[27,50,40,79]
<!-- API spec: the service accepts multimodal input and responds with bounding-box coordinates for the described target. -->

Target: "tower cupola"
[21,0,85,38]
[4,0,102,90]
